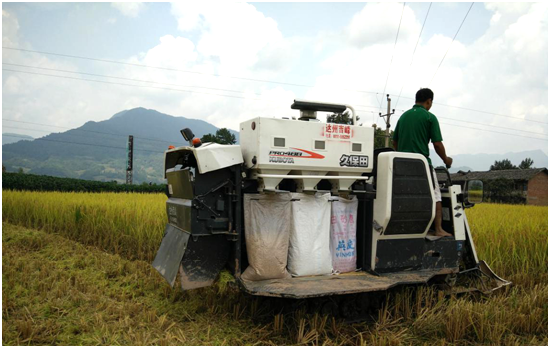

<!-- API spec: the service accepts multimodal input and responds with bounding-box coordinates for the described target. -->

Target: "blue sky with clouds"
[2,2,548,159]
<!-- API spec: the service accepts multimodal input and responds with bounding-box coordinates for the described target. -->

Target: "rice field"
[2,190,166,261]
[2,190,548,345]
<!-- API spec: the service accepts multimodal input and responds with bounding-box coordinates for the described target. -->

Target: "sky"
[2,2,548,159]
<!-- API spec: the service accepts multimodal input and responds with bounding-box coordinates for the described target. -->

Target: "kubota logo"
[269,148,325,159]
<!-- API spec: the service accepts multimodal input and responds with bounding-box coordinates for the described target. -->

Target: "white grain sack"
[241,193,292,281]
[287,193,332,277]
[329,196,358,273]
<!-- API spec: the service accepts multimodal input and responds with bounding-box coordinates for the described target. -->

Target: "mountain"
[2,133,34,145]
[448,166,473,174]
[2,108,238,183]
[3,108,546,183]
[430,149,548,172]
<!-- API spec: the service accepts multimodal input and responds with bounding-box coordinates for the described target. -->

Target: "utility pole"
[379,94,395,148]
[126,135,133,185]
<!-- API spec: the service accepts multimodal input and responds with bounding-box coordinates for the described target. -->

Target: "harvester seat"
[372,147,394,182]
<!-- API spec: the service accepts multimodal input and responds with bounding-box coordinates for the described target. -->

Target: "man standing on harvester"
[392,88,453,237]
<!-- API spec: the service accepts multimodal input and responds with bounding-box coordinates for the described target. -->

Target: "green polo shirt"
[392,105,443,166]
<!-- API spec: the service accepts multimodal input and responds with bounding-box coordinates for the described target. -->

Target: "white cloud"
[305,2,548,157]
[2,9,119,132]
[111,2,145,18]
[140,35,198,67]
[2,4,300,138]
[170,1,204,32]
[3,75,21,94]
[105,2,301,129]
[2,3,547,160]
[484,2,532,16]
[170,2,289,72]
[2,10,21,47]
[347,3,420,48]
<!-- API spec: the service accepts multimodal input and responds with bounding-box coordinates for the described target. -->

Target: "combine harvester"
[153,100,510,315]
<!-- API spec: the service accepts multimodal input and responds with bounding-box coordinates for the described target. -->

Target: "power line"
[5,120,544,145]
[4,63,388,111]
[3,119,176,145]
[378,2,406,114]
[356,109,377,116]
[356,104,389,110]
[2,68,264,102]
[2,133,165,153]
[2,127,166,153]
[394,2,432,110]
[2,46,383,97]
[390,94,547,124]
[437,121,547,141]
[6,47,546,125]
[7,110,545,147]
[3,62,260,97]
[3,67,385,116]
[4,117,545,153]
[2,118,183,145]
[4,68,546,137]
[391,110,547,138]
[3,47,309,87]
[2,125,179,150]
[5,76,545,143]
[437,116,548,136]
[5,112,383,139]
[428,2,474,86]
[436,102,548,125]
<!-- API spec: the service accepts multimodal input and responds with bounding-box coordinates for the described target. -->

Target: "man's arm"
[433,141,452,167]
[392,120,400,150]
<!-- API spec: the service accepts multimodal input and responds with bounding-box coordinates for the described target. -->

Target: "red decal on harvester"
[325,124,351,140]
[293,148,325,159]
[269,148,325,159]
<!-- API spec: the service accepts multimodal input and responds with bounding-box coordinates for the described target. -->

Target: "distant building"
[450,168,548,206]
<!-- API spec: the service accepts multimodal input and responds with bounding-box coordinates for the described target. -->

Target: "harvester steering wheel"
[434,166,453,189]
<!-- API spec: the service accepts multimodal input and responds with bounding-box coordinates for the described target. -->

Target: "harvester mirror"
[180,128,194,142]
[467,180,483,204]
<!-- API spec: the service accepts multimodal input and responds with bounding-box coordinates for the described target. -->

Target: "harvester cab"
[152,100,510,299]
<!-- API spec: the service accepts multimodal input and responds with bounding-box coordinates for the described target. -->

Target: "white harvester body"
[152,99,510,301]
[240,116,374,191]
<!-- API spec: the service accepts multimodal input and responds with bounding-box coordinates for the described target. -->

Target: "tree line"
[483,158,538,204]
[2,172,165,193]
[490,158,534,170]
[201,128,237,145]
[327,111,391,149]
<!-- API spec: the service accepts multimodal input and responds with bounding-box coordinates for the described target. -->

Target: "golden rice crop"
[2,189,547,282]
[2,190,166,261]
[467,203,548,286]
[2,190,548,345]
[3,223,547,345]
